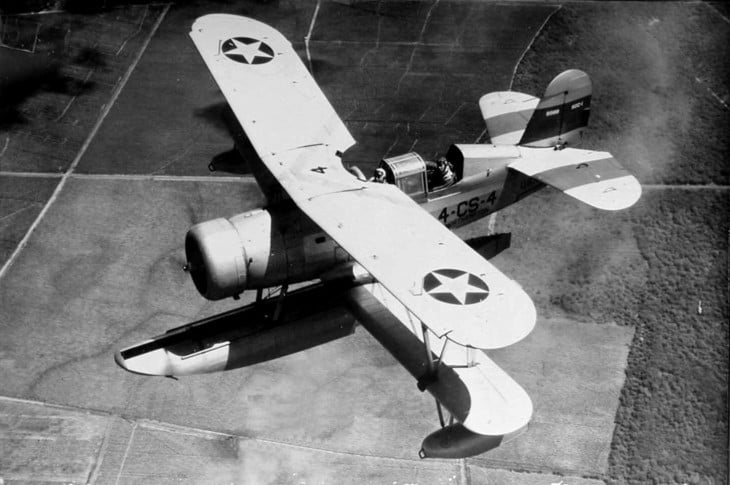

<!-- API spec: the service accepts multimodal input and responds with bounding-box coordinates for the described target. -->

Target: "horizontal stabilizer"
[511,147,642,210]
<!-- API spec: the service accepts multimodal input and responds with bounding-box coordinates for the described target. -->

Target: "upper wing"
[267,146,536,350]
[189,14,355,157]
[190,15,535,350]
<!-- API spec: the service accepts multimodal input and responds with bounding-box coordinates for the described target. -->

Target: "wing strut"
[418,322,450,429]
[417,323,438,391]
[272,284,289,321]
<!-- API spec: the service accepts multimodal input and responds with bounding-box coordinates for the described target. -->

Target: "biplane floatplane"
[115,15,641,458]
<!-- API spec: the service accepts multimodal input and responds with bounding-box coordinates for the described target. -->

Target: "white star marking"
[225,39,272,64]
[428,272,487,305]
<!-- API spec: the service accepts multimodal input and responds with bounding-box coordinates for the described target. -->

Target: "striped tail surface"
[480,69,592,148]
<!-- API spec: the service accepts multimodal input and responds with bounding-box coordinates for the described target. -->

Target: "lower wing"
[346,282,532,458]
[115,279,531,458]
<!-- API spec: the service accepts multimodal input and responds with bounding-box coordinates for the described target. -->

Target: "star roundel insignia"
[423,269,490,305]
[221,37,274,65]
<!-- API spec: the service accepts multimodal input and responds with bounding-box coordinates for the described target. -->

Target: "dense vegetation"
[510,3,729,483]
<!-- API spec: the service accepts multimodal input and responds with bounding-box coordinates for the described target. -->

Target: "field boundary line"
[0,171,63,178]
[69,173,256,183]
[509,4,562,91]
[114,422,138,485]
[642,183,730,190]
[0,4,170,282]
[484,5,562,235]
[304,0,321,71]
[694,76,729,110]
[0,394,444,468]
[702,1,730,24]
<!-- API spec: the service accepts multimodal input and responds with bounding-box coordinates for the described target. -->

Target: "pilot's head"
[437,157,448,167]
[375,167,386,179]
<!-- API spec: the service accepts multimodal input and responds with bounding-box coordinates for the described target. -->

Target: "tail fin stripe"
[519,95,591,146]
[484,109,535,140]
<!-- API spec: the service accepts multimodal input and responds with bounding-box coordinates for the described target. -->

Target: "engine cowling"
[185,208,350,301]
[185,209,280,300]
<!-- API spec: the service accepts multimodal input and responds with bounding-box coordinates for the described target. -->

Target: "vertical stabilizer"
[519,69,592,147]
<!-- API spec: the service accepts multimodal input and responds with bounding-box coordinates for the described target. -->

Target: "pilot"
[437,157,455,187]
[371,167,387,183]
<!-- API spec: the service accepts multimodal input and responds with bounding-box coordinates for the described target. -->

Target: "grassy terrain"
[513,3,729,186]
[507,3,728,483]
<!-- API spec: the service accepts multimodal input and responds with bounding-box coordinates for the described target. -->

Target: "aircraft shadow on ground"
[195,101,259,175]
[119,233,511,375]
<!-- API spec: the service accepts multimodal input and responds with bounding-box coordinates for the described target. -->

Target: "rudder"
[519,69,592,147]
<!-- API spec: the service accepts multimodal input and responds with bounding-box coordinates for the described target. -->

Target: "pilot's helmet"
[437,157,448,167]
[375,167,386,178]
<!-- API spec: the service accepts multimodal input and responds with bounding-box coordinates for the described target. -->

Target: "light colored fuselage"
[421,160,543,229]
[234,145,545,289]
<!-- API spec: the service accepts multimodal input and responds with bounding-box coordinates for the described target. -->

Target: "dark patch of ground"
[0,5,168,173]
[508,3,729,483]
[612,189,728,484]
[75,0,317,176]
[512,3,729,186]
[75,1,556,176]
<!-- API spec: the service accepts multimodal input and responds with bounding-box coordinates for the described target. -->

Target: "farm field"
[0,1,727,484]
[498,2,729,483]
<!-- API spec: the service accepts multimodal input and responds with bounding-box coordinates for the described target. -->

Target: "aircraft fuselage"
[421,160,543,229]
[184,133,548,301]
